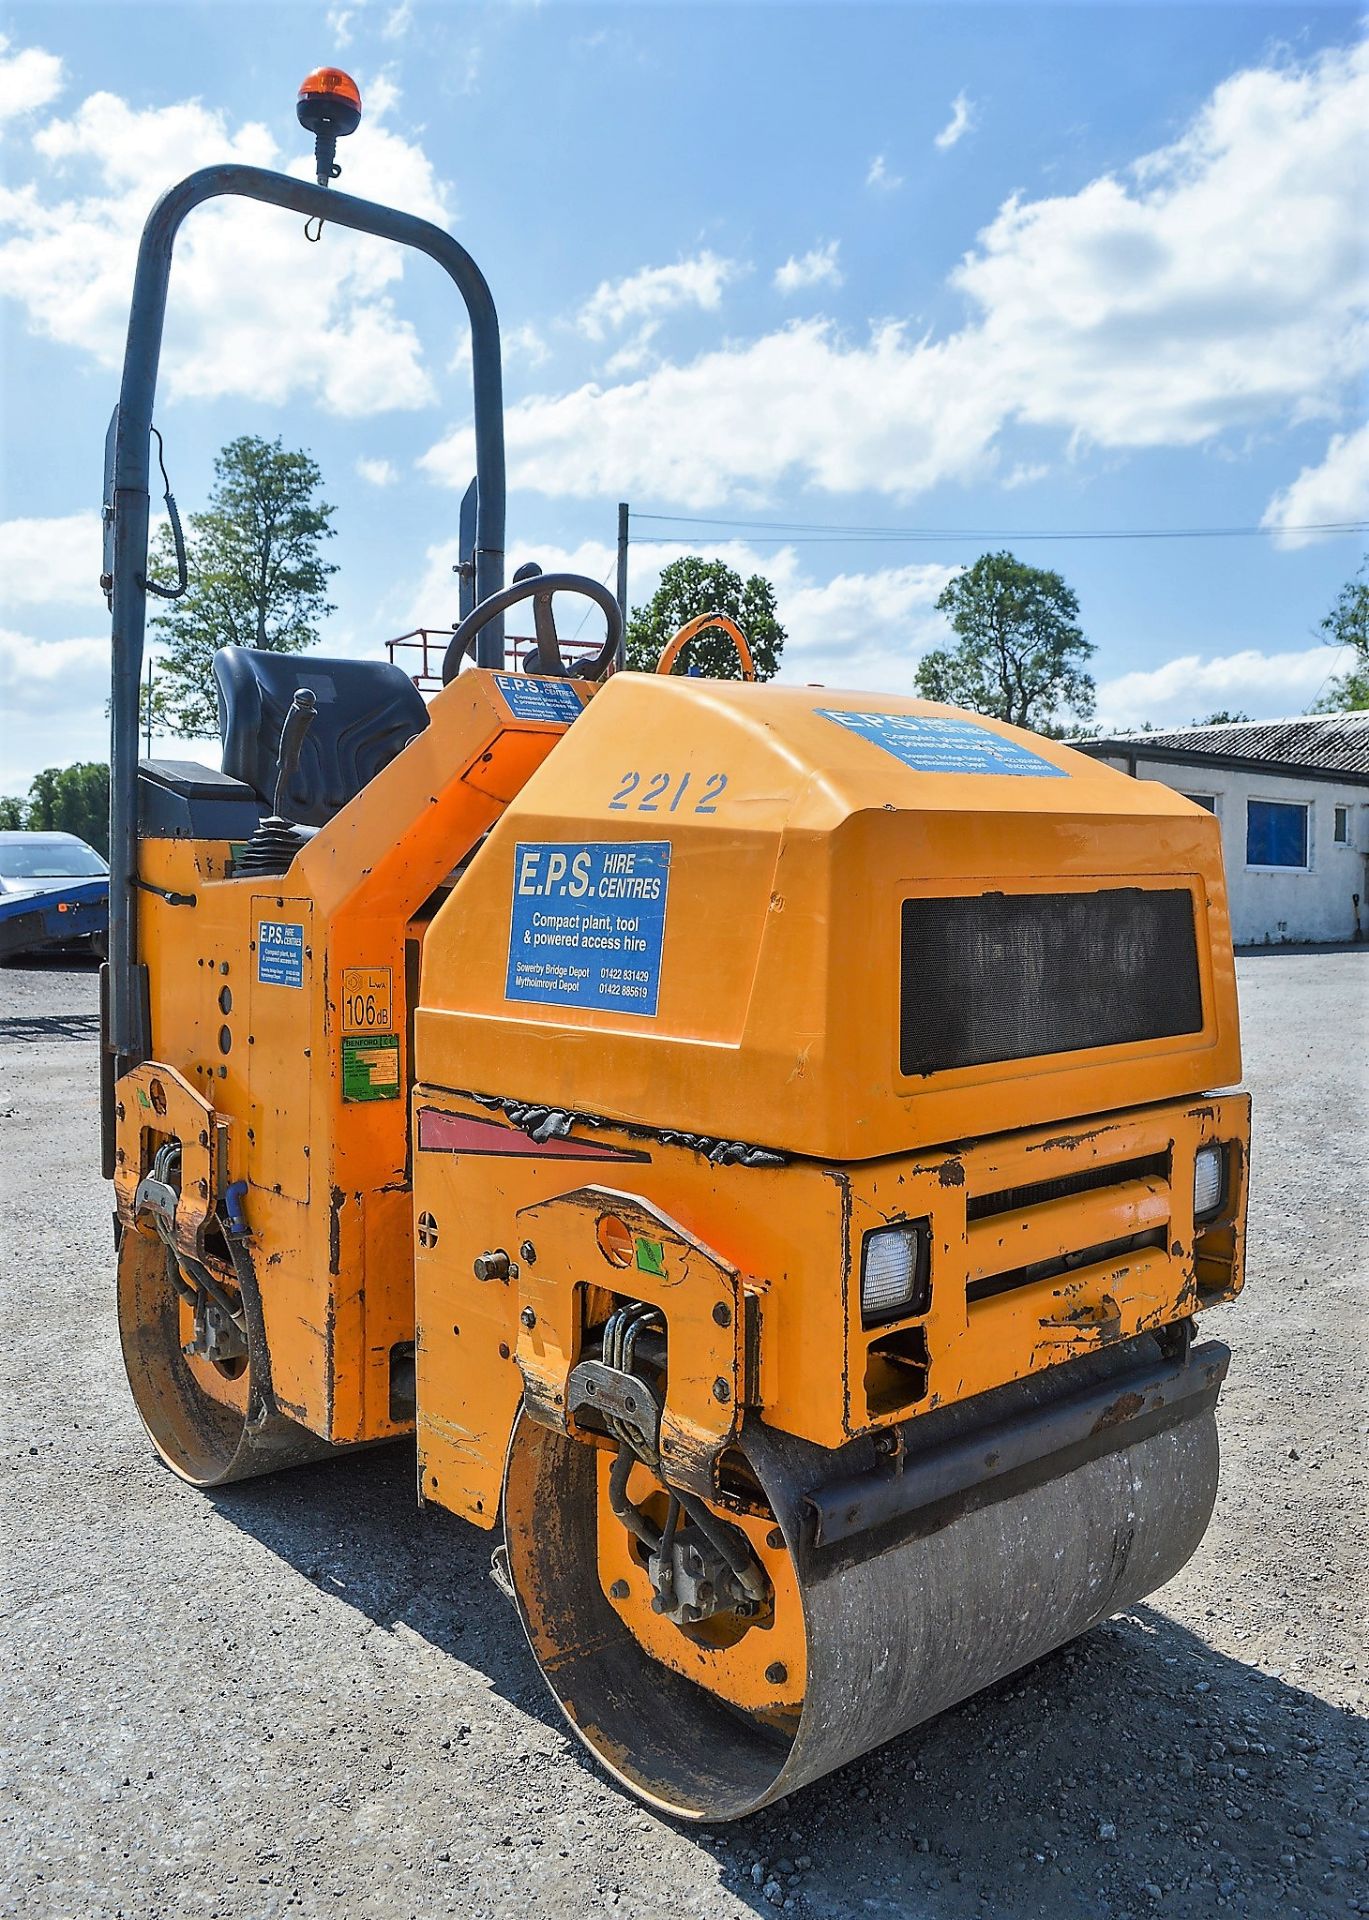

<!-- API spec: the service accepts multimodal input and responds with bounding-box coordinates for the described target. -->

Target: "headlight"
[1193,1144,1226,1222]
[860,1220,931,1326]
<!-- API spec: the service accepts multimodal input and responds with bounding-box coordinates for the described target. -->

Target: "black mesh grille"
[900,888,1203,1077]
[964,1151,1171,1222]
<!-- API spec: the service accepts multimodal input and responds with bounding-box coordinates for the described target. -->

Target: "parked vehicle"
[0,831,110,960]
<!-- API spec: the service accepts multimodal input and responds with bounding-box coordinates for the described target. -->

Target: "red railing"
[387,628,607,695]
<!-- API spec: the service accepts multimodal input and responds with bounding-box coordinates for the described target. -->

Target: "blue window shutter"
[1247,799,1307,868]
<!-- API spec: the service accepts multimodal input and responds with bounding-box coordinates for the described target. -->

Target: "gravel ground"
[2,949,1366,1920]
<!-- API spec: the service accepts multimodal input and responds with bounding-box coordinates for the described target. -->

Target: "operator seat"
[213,645,430,827]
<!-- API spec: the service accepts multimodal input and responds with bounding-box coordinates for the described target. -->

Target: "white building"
[1080,715,1369,947]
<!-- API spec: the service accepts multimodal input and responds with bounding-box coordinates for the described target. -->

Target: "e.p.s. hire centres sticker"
[493,674,583,725]
[817,709,1067,778]
[257,920,305,986]
[507,842,669,1016]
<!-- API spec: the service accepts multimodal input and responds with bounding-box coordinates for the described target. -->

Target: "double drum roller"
[100,67,1251,1821]
[504,1371,1223,1819]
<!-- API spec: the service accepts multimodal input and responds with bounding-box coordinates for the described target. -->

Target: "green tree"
[7,762,110,856]
[1191,710,1252,726]
[1310,558,1369,712]
[914,550,1096,735]
[151,435,337,735]
[625,556,786,680]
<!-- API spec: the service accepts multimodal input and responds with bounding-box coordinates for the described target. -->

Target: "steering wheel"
[441,565,624,685]
[654,611,756,682]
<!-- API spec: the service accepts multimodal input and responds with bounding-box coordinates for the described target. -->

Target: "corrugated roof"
[1081,712,1369,777]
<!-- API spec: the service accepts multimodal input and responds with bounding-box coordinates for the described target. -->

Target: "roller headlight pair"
[860,1220,932,1326]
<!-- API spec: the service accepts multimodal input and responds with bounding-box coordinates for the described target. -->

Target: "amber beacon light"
[296,67,362,187]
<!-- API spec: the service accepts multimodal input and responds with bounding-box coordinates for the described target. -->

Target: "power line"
[628,514,1368,546]
[1304,637,1359,712]
[564,556,622,643]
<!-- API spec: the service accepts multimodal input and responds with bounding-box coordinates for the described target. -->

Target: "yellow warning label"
[341,967,392,1035]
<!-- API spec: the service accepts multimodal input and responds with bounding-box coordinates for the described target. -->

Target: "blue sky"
[1,2,1365,793]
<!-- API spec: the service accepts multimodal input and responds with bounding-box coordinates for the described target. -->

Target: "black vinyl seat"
[213,645,430,828]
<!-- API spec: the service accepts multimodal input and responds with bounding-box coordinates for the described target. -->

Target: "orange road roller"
[100,75,1250,1821]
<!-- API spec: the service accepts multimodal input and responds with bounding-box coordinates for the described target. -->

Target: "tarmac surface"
[2,948,1366,1919]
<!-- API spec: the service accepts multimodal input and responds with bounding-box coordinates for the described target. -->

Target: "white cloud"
[777,561,956,687]
[401,533,953,691]
[865,154,903,191]
[774,241,843,295]
[0,626,107,686]
[571,251,743,376]
[364,72,402,119]
[934,91,975,152]
[383,1,414,40]
[0,75,452,415]
[949,41,1369,451]
[423,40,1368,506]
[421,318,1008,505]
[603,335,657,377]
[1262,422,1369,546]
[576,252,739,342]
[0,35,63,124]
[507,321,550,367]
[325,7,354,48]
[1002,461,1050,490]
[0,628,109,792]
[0,514,103,609]
[355,456,398,486]
[1096,644,1345,729]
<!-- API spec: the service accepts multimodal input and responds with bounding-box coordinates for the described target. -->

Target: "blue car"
[0,831,110,960]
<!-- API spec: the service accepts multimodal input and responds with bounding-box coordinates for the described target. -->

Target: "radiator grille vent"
[900,888,1203,1077]
[965,1151,1172,1223]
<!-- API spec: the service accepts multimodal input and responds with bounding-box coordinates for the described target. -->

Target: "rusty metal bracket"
[512,1183,747,1498]
[113,1061,222,1258]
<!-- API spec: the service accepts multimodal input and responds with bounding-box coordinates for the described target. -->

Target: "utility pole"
[615,502,629,670]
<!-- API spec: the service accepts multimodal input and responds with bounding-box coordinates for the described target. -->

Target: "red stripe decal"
[417,1108,648,1161]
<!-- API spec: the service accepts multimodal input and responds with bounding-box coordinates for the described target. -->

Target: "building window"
[1334,805,1350,845]
[1246,798,1309,869]
[1184,793,1217,813]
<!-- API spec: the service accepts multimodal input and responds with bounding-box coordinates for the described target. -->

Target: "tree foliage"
[0,762,110,856]
[914,550,1096,734]
[151,435,337,736]
[1311,557,1369,712]
[625,557,786,681]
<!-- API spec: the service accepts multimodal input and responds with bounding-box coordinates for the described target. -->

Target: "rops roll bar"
[103,164,506,1070]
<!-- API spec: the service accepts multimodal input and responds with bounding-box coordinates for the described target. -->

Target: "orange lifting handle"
[655,612,756,682]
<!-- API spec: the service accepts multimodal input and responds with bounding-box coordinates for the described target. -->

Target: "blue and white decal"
[257,921,305,987]
[817,709,1067,778]
[507,842,670,1017]
[494,673,583,725]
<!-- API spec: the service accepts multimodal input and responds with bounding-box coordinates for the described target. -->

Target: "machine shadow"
[212,1439,1364,1920]
[0,1009,102,1043]
[2,951,102,973]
